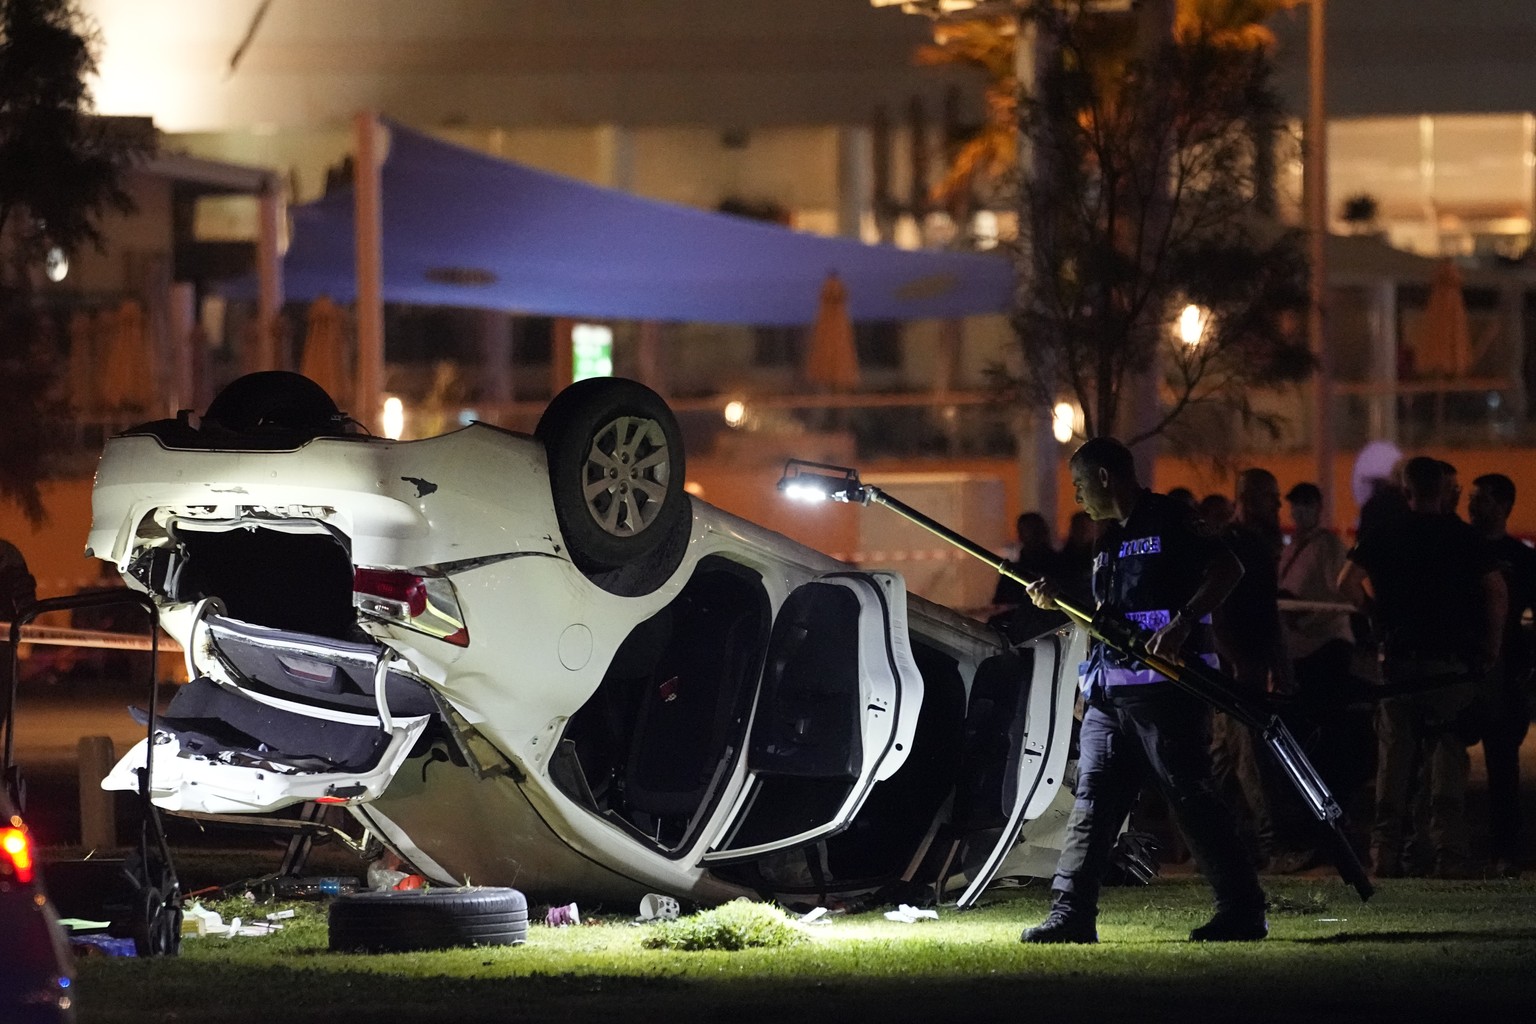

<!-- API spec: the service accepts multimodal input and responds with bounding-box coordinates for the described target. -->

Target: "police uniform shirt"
[1086,489,1226,692]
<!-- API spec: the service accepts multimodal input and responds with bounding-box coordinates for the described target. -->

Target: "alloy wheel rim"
[580,415,671,536]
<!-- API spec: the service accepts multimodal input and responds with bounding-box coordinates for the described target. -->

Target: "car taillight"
[2,818,35,885]
[353,567,469,647]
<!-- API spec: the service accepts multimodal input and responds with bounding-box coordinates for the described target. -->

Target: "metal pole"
[1307,0,1335,524]
[255,176,285,372]
[354,110,386,433]
[1013,9,1060,537]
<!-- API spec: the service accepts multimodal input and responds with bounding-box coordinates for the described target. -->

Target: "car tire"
[203,370,344,436]
[327,887,529,953]
[536,377,689,585]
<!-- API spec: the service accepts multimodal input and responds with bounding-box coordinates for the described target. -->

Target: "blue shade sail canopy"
[268,121,1014,326]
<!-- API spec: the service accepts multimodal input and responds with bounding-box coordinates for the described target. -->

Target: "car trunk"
[163,521,360,641]
[105,517,441,811]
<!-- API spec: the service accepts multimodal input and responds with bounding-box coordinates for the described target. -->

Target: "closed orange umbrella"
[1415,259,1471,378]
[803,272,860,392]
[300,296,351,410]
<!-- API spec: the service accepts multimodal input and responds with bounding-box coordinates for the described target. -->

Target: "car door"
[701,571,923,862]
[952,624,1085,907]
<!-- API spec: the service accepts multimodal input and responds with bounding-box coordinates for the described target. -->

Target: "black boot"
[1189,908,1268,942]
[1020,891,1098,945]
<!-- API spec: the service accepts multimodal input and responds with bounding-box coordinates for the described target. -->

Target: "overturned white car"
[93,373,1091,908]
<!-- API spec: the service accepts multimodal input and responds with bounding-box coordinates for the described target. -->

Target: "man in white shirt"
[1278,483,1370,847]
[1278,483,1354,681]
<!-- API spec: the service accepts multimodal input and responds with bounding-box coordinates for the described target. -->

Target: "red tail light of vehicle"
[2,818,36,884]
[353,567,470,647]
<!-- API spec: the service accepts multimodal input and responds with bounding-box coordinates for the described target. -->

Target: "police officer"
[1020,437,1268,943]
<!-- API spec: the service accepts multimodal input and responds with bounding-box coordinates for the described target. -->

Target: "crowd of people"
[990,441,1535,943]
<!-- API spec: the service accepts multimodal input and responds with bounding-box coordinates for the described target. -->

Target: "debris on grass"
[640,899,807,951]
[882,904,939,924]
[637,893,680,922]
[546,902,580,927]
[182,901,290,938]
[1267,889,1329,916]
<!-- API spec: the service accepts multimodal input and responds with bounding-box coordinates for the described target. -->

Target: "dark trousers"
[1484,727,1525,864]
[1480,673,1531,865]
[1053,685,1266,915]
[1291,639,1375,823]
[1209,655,1276,859]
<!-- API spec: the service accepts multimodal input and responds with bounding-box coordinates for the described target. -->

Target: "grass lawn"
[69,876,1536,1024]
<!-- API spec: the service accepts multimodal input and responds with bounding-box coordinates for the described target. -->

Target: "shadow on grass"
[74,958,1527,1024]
[1295,929,1536,944]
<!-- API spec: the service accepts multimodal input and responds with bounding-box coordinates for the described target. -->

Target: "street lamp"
[1176,303,1208,347]
[1051,400,1077,443]
[381,396,405,440]
[44,247,69,282]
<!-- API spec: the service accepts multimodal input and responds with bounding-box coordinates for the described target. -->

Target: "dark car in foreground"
[1,790,75,1023]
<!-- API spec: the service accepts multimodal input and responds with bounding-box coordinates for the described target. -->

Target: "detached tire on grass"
[328,887,528,953]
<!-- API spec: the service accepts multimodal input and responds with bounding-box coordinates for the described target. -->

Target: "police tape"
[0,622,182,653]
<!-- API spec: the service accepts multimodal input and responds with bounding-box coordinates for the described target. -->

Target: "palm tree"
[921,0,1301,211]
[917,15,1019,211]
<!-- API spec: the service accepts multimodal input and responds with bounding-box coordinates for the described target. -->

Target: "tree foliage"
[0,0,149,522]
[917,17,1018,208]
[926,0,1312,453]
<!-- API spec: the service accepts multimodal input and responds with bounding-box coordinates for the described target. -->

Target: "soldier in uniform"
[1020,437,1268,943]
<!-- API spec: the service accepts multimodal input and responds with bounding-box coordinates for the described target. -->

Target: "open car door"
[702,571,923,862]
[950,625,1084,907]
